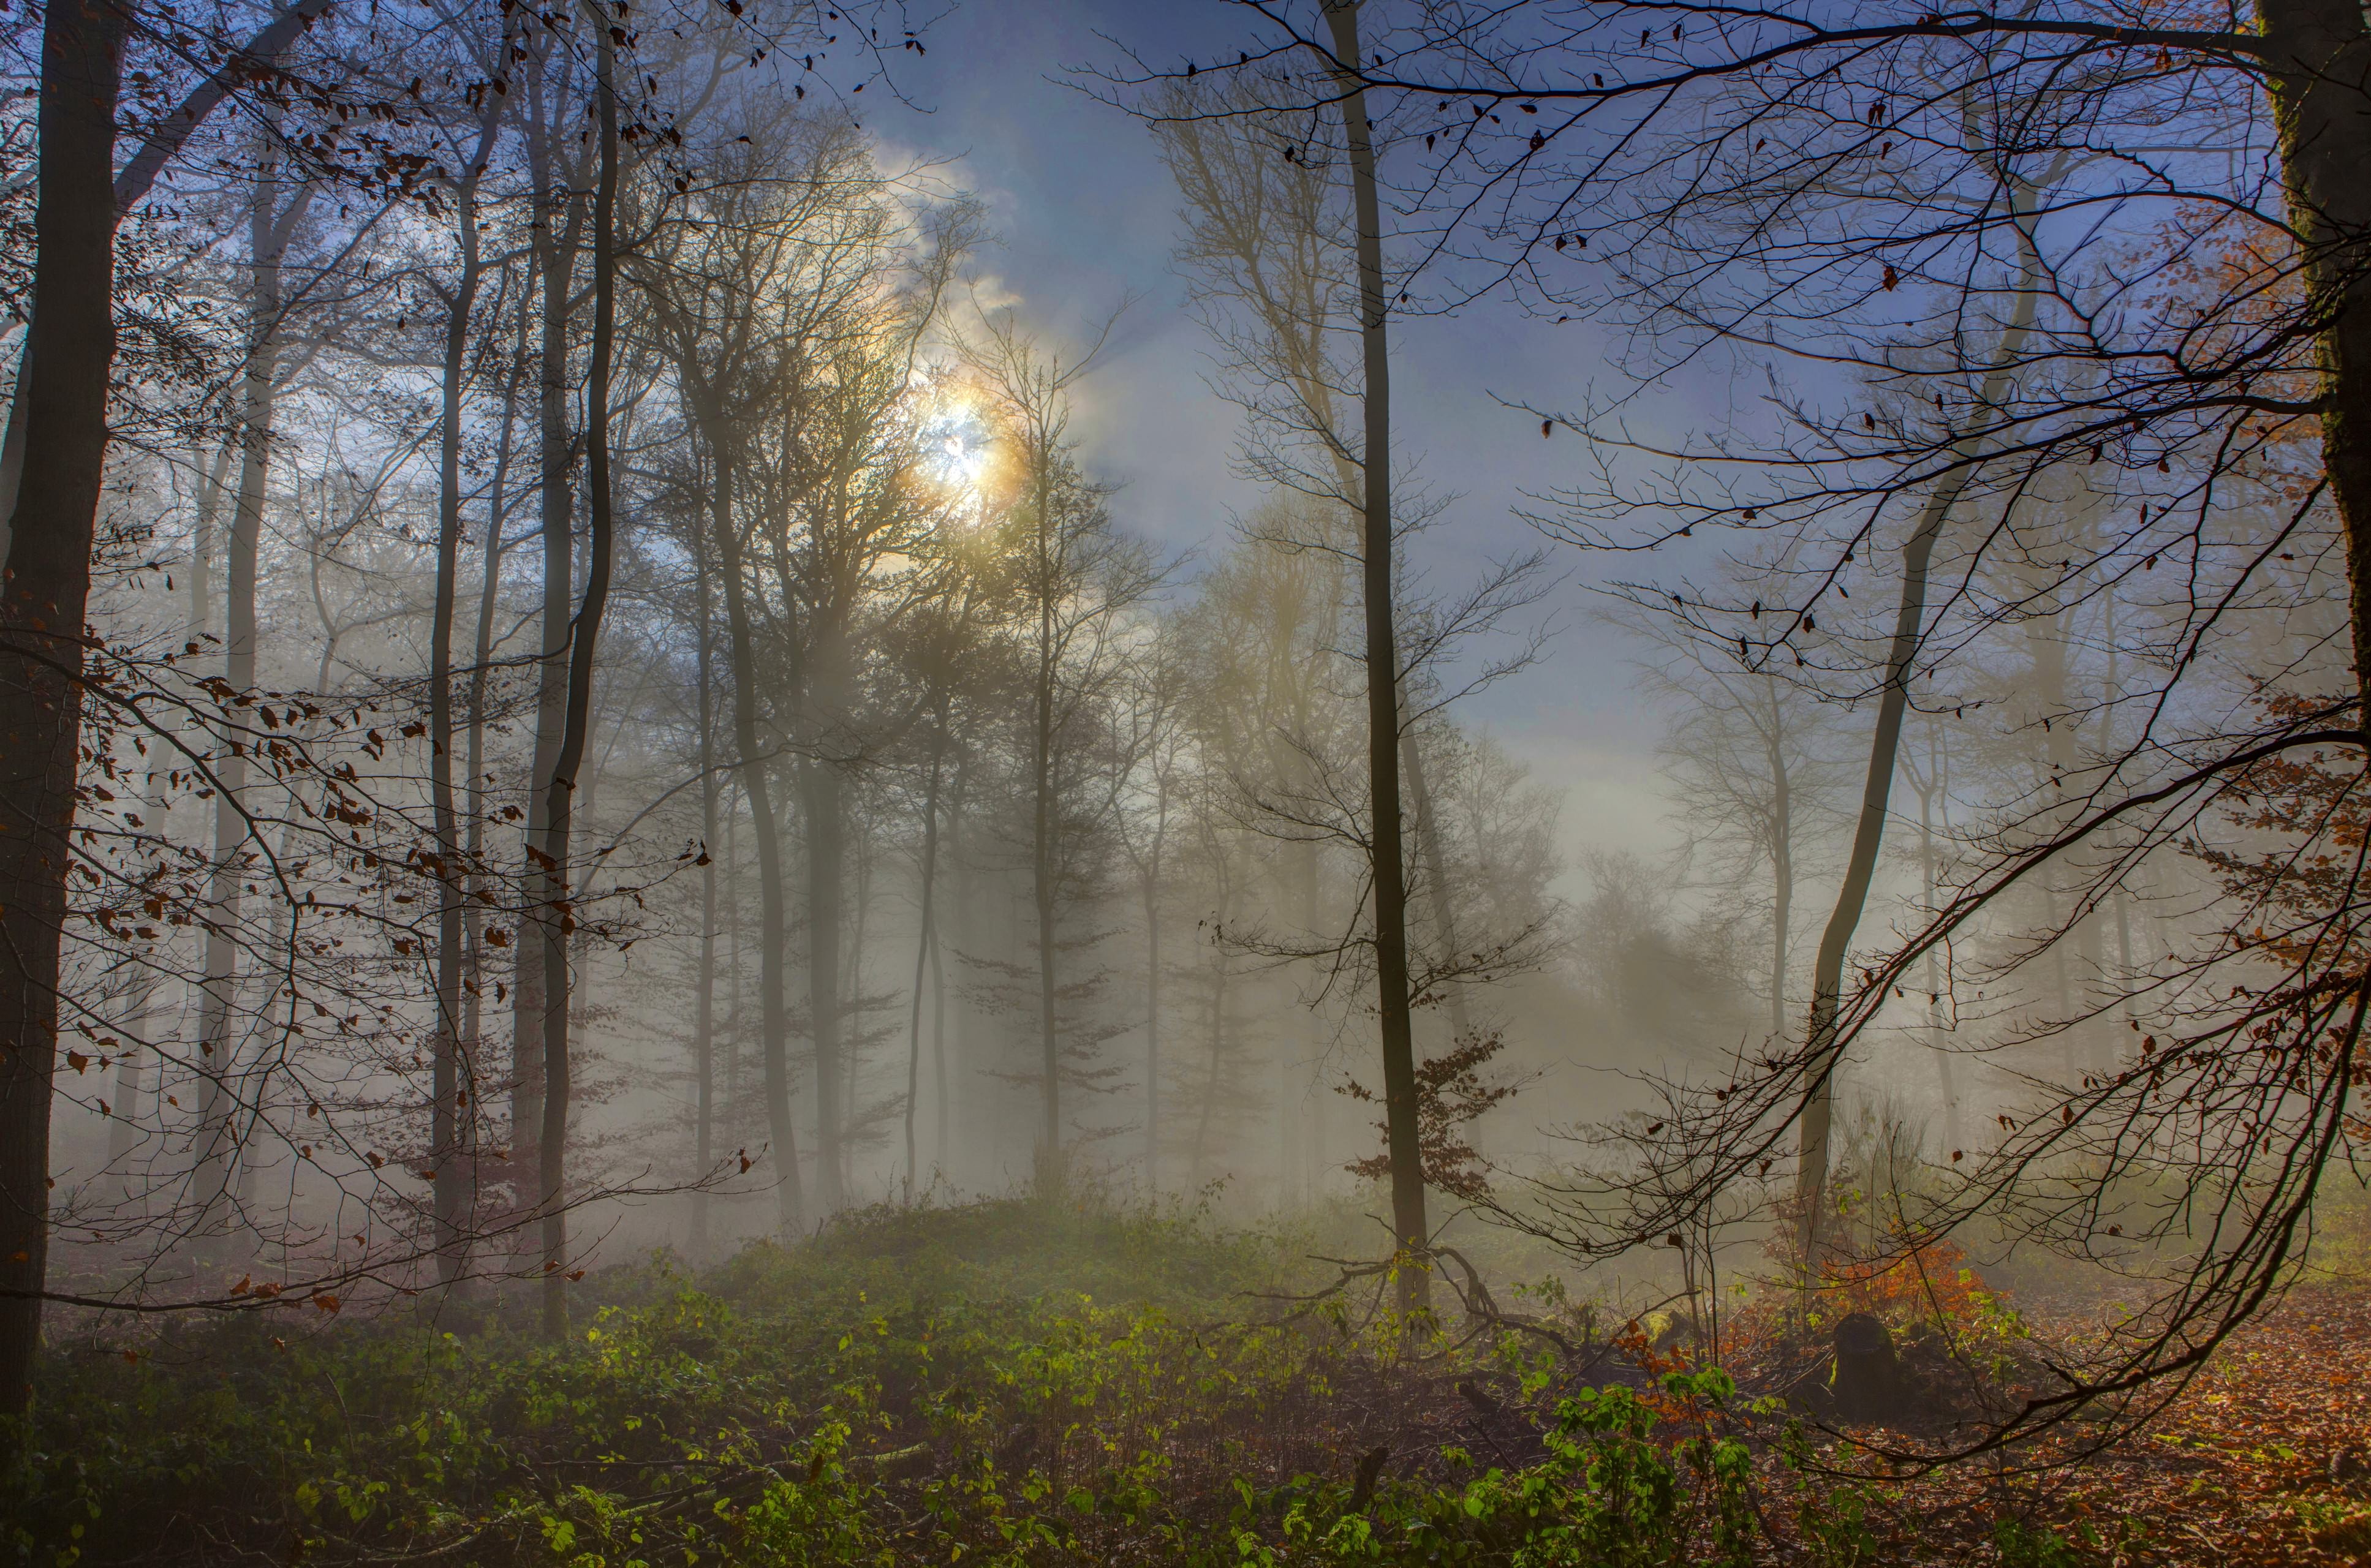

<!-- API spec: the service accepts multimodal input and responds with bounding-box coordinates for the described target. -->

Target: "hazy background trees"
[13,0,2371,1457]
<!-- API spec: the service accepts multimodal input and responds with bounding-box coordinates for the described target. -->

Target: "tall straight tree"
[1317,0,1427,1310]
[423,86,507,1286]
[0,0,130,1411]
[690,494,724,1258]
[964,314,1157,1185]
[192,134,313,1250]
[513,28,589,1197]
[1144,40,1432,1286]
[633,121,893,1232]
[535,7,621,1337]
[1790,159,2049,1257]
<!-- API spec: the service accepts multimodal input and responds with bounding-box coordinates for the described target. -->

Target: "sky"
[862,0,1688,896]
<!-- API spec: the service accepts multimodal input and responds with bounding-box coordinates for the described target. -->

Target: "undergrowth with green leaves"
[1,1196,2035,1567]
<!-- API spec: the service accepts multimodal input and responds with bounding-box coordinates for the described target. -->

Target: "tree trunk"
[1322,0,1428,1312]
[0,0,129,1411]
[1141,775,1165,1192]
[801,752,848,1213]
[1791,233,2040,1260]
[691,499,720,1259]
[464,286,527,1189]
[1766,710,1793,1046]
[515,63,584,1198]
[194,153,306,1250]
[113,444,229,1179]
[903,715,945,1204]
[698,434,803,1233]
[1917,728,1962,1158]
[1030,459,1062,1185]
[2261,0,2371,766]
[1402,723,1470,1041]
[428,122,497,1287]
[937,778,966,1177]
[537,16,619,1337]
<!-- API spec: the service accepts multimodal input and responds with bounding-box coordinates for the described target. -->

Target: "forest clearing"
[6,0,2371,1562]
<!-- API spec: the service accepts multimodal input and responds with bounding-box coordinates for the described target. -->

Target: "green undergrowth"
[1,1196,1978,1567]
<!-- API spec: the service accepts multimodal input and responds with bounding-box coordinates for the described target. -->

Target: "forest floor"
[8,1193,2371,1566]
[1945,1286,2371,1567]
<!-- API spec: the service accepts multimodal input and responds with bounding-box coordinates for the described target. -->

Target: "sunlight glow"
[918,400,994,507]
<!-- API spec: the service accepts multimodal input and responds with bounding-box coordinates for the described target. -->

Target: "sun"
[918,399,994,503]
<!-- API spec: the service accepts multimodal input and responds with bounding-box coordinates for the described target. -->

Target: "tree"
[962,313,1163,1187]
[1211,0,2371,1433]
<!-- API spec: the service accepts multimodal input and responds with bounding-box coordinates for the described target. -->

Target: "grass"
[16,1188,2365,1567]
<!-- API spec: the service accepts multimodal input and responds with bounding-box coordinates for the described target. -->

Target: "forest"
[4,0,2371,1562]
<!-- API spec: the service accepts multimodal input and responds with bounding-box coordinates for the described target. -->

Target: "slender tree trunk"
[903,716,945,1204]
[0,0,129,1410]
[427,130,496,1286]
[691,508,720,1259]
[195,154,305,1248]
[929,921,947,1172]
[1918,735,1962,1158]
[1193,938,1227,1187]
[1766,714,1793,1046]
[1030,461,1062,1185]
[1791,238,2040,1258]
[698,432,803,1232]
[1141,779,1164,1192]
[845,806,874,1176]
[537,17,619,1337]
[801,753,848,1212]
[1322,0,1427,1310]
[464,289,526,1176]
[515,68,584,1196]
[1401,723,1470,1041]
[937,779,965,1177]
[113,445,229,1179]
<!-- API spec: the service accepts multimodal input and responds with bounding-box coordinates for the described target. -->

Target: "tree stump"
[1831,1311,1899,1421]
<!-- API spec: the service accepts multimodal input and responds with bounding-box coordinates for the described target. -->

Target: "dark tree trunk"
[2262,0,2371,775]
[537,16,619,1338]
[1792,249,2038,1261]
[1321,0,1428,1312]
[515,59,585,1196]
[0,0,127,1411]
[428,113,499,1286]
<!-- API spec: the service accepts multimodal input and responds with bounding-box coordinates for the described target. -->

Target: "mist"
[7,2,2369,1563]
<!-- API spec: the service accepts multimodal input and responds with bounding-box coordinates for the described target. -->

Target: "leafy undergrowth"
[6,1195,2370,1567]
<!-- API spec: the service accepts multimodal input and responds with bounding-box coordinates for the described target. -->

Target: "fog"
[4,0,2362,1496]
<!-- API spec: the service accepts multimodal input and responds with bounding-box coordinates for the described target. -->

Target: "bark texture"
[0,0,127,1409]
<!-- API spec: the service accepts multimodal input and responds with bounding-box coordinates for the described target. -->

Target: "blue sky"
[865,1,1687,888]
